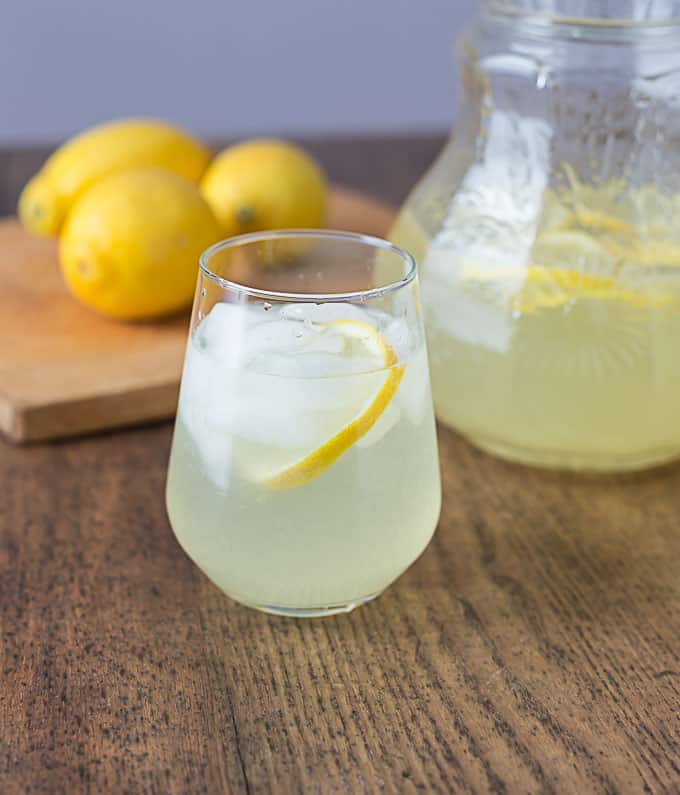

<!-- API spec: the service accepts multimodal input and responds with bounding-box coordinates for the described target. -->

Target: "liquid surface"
[166,302,441,610]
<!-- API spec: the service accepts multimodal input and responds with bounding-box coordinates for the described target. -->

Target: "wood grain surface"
[0,186,395,444]
[1,136,679,795]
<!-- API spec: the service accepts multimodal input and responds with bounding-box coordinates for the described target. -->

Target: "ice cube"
[181,301,399,472]
[423,274,513,354]
[183,337,384,449]
[381,314,412,359]
[246,318,345,367]
[280,302,370,324]
[193,301,255,368]
[421,110,551,353]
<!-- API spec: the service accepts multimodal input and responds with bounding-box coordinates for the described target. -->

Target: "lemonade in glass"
[166,231,441,616]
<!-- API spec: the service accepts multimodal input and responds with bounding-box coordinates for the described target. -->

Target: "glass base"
[463,432,680,473]
[235,591,382,618]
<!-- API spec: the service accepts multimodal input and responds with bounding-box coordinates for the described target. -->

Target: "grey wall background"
[0,0,477,145]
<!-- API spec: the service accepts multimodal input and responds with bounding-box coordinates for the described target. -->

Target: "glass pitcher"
[391,0,680,472]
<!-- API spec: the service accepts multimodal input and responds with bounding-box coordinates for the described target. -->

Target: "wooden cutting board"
[0,186,396,443]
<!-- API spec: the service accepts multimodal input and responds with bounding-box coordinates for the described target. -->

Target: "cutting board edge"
[5,381,181,443]
[0,389,24,442]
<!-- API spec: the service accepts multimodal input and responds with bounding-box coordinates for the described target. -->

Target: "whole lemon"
[200,139,327,237]
[19,118,210,237]
[59,168,221,320]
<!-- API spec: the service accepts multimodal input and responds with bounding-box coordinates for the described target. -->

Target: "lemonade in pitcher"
[166,232,441,616]
[393,169,680,470]
[391,1,680,471]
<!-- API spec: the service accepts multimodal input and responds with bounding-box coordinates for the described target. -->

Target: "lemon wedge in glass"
[262,320,404,491]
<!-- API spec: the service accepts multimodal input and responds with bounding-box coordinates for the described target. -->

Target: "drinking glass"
[166,230,441,616]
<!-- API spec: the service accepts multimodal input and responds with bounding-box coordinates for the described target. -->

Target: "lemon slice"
[561,208,633,237]
[533,229,613,265]
[515,264,672,313]
[519,228,673,311]
[635,240,680,268]
[262,320,404,491]
[514,265,615,312]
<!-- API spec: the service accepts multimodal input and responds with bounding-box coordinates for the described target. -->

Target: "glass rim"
[198,229,417,303]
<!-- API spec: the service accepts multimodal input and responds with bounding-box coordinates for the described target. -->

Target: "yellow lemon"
[59,168,221,320]
[19,118,210,237]
[263,320,403,491]
[200,139,327,238]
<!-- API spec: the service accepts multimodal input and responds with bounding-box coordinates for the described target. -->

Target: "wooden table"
[1,137,679,795]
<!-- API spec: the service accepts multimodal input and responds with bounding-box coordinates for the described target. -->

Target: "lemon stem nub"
[237,206,255,225]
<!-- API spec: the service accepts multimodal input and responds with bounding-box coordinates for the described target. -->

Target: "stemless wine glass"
[166,230,441,617]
